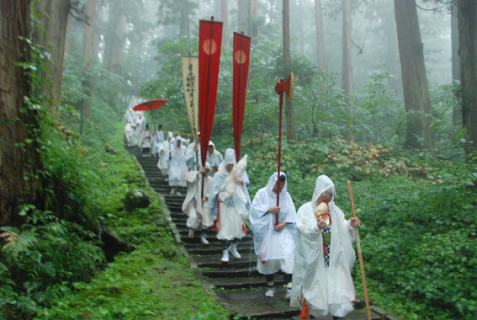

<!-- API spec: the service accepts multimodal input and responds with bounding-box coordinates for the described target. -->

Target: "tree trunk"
[290,0,304,52]
[283,0,295,142]
[64,16,73,57]
[94,4,104,59]
[82,0,96,119]
[451,2,462,126]
[238,0,248,34]
[457,0,477,159]
[269,0,275,25]
[0,0,42,226]
[385,6,401,94]
[180,2,190,38]
[33,0,71,109]
[214,0,220,18]
[314,0,327,69]
[250,0,258,37]
[104,1,126,74]
[221,0,229,45]
[394,0,436,152]
[342,0,354,142]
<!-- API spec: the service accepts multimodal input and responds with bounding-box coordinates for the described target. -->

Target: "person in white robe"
[183,162,215,245]
[208,149,251,263]
[206,141,223,176]
[181,137,190,148]
[158,132,173,175]
[129,122,140,148]
[125,122,134,146]
[125,108,135,123]
[137,112,145,129]
[250,172,296,299]
[151,125,164,157]
[186,132,201,171]
[140,124,152,157]
[168,136,187,195]
[242,170,250,190]
[290,175,361,320]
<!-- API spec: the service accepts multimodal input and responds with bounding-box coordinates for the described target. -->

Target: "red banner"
[199,19,223,167]
[232,32,251,162]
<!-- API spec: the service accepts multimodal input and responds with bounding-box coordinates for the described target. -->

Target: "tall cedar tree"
[393,0,436,152]
[314,0,327,69]
[221,0,229,45]
[283,0,296,142]
[104,0,127,74]
[158,0,198,38]
[238,0,258,37]
[451,3,461,125]
[33,0,71,111]
[0,0,43,226]
[342,0,354,142]
[384,4,401,94]
[82,0,96,119]
[457,0,477,159]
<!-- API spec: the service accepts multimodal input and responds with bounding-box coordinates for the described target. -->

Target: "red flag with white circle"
[199,19,223,167]
[232,32,251,161]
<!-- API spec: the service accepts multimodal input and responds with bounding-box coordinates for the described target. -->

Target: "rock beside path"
[124,189,150,211]
[106,144,119,154]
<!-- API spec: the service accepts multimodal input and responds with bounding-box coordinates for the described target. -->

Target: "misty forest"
[1,0,477,319]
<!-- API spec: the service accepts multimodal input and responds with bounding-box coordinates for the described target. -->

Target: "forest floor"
[36,123,228,320]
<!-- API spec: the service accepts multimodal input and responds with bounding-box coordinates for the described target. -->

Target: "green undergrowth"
[33,122,228,319]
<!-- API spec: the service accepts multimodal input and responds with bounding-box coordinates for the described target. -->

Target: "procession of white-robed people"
[123,19,368,320]
[159,139,363,320]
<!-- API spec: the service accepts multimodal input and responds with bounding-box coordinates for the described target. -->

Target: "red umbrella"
[132,99,167,128]
[132,99,167,111]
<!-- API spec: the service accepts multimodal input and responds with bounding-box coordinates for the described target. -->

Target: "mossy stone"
[124,189,151,211]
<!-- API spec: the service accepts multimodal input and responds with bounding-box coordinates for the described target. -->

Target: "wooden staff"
[274,72,294,226]
[347,180,372,320]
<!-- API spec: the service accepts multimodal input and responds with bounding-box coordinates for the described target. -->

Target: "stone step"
[216,287,300,319]
[208,276,284,289]
[202,267,259,278]
[188,244,255,256]
[193,254,257,269]
[181,236,253,245]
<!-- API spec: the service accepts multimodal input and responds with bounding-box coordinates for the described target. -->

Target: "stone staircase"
[126,145,383,320]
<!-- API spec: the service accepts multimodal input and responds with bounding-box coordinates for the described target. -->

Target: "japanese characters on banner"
[232,33,251,162]
[181,55,199,145]
[198,19,223,167]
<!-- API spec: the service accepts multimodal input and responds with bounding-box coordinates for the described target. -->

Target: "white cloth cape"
[208,149,250,240]
[250,172,297,263]
[168,138,187,186]
[206,148,223,175]
[141,129,152,148]
[182,167,215,229]
[152,130,164,154]
[157,140,170,174]
[185,141,202,166]
[125,123,133,146]
[290,175,356,318]
[157,132,173,174]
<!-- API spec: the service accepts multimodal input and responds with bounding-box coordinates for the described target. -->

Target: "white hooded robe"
[208,149,250,241]
[250,172,297,275]
[168,136,187,187]
[157,132,173,175]
[182,163,215,229]
[290,175,357,318]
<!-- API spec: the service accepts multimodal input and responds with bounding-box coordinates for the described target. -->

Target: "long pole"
[276,87,284,226]
[347,180,372,320]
